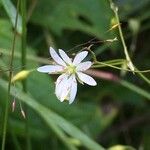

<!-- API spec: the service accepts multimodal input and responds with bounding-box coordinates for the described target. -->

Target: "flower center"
[67,65,76,74]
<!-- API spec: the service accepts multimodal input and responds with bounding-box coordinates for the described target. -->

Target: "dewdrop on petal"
[11,70,31,83]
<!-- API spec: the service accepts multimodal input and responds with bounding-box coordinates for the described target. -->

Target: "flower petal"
[59,49,72,65]
[59,77,72,102]
[55,74,69,101]
[37,65,64,73]
[69,75,77,104]
[73,51,88,65]
[49,47,66,66]
[77,72,97,86]
[76,61,92,71]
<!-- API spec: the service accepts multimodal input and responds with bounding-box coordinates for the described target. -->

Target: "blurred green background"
[0,0,150,150]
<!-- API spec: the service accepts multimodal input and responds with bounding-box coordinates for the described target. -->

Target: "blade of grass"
[0,78,105,150]
[86,69,150,100]
[1,0,22,34]
[20,0,31,149]
[1,0,20,149]
[120,80,150,100]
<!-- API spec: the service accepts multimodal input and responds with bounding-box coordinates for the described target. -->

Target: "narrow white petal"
[76,61,92,71]
[59,49,72,65]
[77,72,97,86]
[60,85,70,102]
[55,74,68,90]
[55,74,69,101]
[73,51,88,65]
[49,47,66,66]
[59,78,72,101]
[69,76,77,104]
[37,65,64,73]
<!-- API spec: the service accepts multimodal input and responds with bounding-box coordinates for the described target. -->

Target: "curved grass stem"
[21,0,32,149]
[1,0,20,149]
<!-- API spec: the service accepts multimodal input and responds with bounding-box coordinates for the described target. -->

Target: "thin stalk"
[1,0,20,149]
[109,0,150,86]
[115,11,131,62]
[136,68,150,85]
[109,0,134,72]
[120,80,150,100]
[93,62,124,68]
[21,0,31,150]
[21,0,27,73]
[0,48,52,64]
[94,61,150,73]
[101,59,125,64]
[85,69,150,100]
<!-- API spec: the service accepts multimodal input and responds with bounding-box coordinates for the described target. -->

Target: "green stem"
[136,68,150,85]
[109,1,150,85]
[101,59,125,64]
[21,0,27,72]
[94,61,150,73]
[1,0,20,150]
[93,62,124,68]
[21,0,31,150]
[120,80,150,100]
[109,0,134,72]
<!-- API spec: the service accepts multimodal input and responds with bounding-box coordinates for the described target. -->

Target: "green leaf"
[1,0,22,34]
[0,78,105,150]
[31,0,112,38]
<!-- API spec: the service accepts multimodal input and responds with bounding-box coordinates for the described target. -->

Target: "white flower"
[37,47,97,104]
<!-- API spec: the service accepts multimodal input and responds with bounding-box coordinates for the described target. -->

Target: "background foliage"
[0,0,150,150]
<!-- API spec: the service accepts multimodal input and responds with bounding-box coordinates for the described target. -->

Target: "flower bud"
[11,70,30,83]
[129,19,140,35]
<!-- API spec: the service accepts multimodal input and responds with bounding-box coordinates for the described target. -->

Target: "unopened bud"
[111,17,118,27]
[129,19,140,35]
[11,70,30,83]
[108,145,135,150]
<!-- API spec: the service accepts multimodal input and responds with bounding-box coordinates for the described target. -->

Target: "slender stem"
[109,0,150,86]
[115,12,131,62]
[136,68,150,85]
[94,61,150,73]
[21,0,31,150]
[1,0,20,149]
[101,59,125,64]
[109,0,134,72]
[93,62,124,68]
[21,0,27,72]
[86,69,150,100]
[120,80,150,100]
